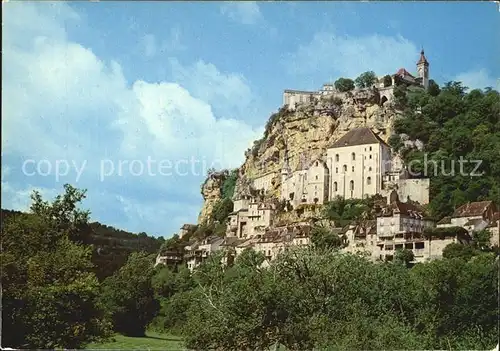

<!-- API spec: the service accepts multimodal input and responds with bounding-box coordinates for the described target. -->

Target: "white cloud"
[454,68,500,91]
[2,2,263,236]
[220,1,263,25]
[169,58,256,119]
[286,32,419,79]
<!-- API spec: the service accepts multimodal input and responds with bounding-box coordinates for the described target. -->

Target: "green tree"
[310,225,343,249]
[394,249,415,267]
[99,252,160,336]
[442,243,477,261]
[211,198,234,223]
[383,74,393,87]
[1,184,110,349]
[355,71,377,89]
[334,77,355,92]
[427,79,441,96]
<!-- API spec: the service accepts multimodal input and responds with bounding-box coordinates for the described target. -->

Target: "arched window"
[343,165,347,172]
[350,180,354,191]
[334,182,338,192]
[315,161,319,166]
[335,154,339,162]
[352,152,355,161]
[367,177,372,185]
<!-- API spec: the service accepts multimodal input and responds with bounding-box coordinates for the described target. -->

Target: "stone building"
[280,151,329,207]
[327,127,392,200]
[184,236,224,272]
[376,196,436,262]
[437,201,497,228]
[227,198,276,239]
[283,49,430,109]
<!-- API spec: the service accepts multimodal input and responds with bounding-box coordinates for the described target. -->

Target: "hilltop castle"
[283,50,430,111]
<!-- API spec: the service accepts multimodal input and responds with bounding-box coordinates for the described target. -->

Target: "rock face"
[197,87,400,223]
[237,88,399,194]
[198,171,227,224]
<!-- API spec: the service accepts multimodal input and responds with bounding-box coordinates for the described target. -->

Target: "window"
[315,161,318,166]
[350,180,354,191]
[343,165,347,172]
[369,154,372,159]
[334,182,338,192]
[336,167,338,173]
[369,146,372,151]
[352,152,356,161]
[335,154,339,162]
[352,166,355,172]
[315,175,318,180]
[367,177,372,185]
[369,166,372,171]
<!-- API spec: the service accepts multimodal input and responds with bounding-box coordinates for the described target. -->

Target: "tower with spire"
[416,49,429,89]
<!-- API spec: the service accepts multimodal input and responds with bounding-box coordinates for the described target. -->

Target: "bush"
[334,78,355,92]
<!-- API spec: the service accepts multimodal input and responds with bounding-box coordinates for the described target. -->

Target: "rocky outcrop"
[198,87,399,223]
[238,88,399,193]
[198,171,227,224]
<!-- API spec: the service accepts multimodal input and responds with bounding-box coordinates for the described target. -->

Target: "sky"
[2,1,499,238]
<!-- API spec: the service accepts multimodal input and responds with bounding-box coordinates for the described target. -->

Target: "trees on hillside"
[1,185,111,349]
[165,247,499,350]
[99,252,160,337]
[393,82,500,220]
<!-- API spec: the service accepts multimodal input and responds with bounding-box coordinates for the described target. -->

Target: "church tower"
[416,49,429,89]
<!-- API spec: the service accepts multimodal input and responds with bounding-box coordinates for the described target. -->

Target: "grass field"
[85,332,185,350]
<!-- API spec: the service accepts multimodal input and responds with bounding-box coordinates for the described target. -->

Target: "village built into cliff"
[156,50,500,271]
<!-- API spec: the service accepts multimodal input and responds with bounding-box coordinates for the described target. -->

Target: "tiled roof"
[396,68,415,78]
[384,200,425,218]
[330,127,389,149]
[452,201,493,218]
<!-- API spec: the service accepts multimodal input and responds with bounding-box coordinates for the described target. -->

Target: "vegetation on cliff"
[390,82,500,219]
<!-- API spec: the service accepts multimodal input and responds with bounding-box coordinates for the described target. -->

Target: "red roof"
[417,50,429,65]
[396,68,415,78]
[452,201,494,218]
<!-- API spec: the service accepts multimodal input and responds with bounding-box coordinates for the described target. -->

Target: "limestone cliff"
[198,171,227,224]
[197,87,400,224]
[236,87,399,197]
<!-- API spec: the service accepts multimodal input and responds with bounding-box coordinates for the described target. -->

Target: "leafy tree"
[388,134,404,152]
[334,77,355,92]
[211,198,234,223]
[310,225,343,249]
[394,249,415,267]
[221,169,238,200]
[355,71,377,89]
[383,74,393,87]
[442,243,478,261]
[99,252,160,336]
[472,229,492,251]
[427,79,441,96]
[1,184,111,349]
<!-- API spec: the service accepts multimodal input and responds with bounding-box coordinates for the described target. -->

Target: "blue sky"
[2,1,499,237]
